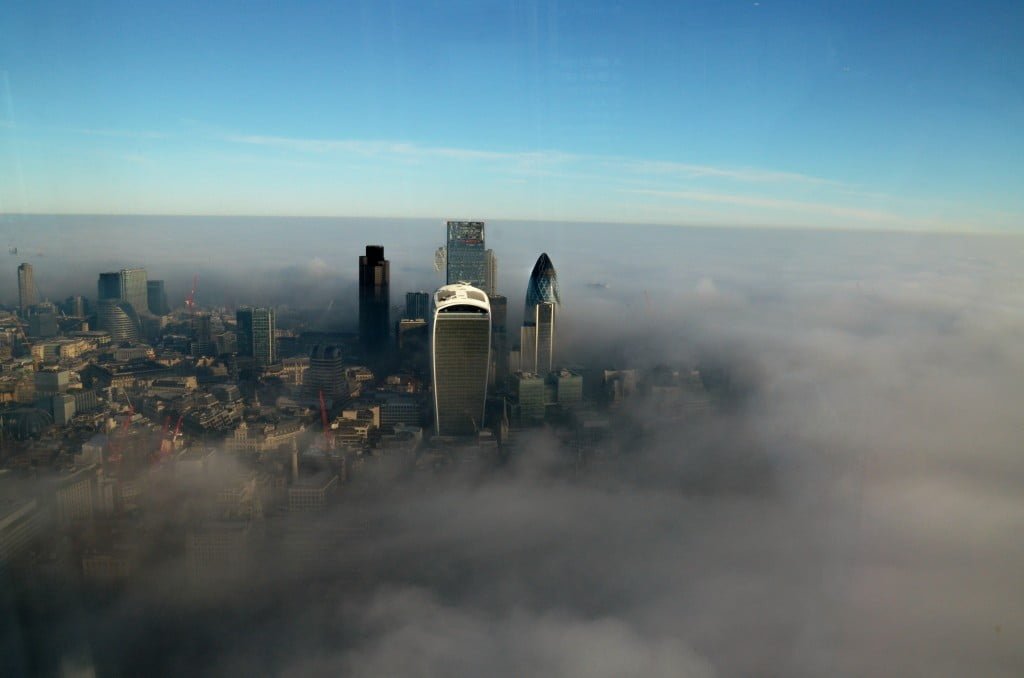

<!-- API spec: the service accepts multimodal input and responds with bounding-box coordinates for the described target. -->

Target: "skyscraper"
[520,253,560,375]
[432,283,491,436]
[97,272,121,300]
[96,299,141,344]
[308,344,346,400]
[237,307,276,367]
[484,249,497,296]
[405,291,430,320]
[445,221,486,288]
[98,268,149,316]
[358,245,390,354]
[192,313,215,357]
[120,268,148,315]
[489,294,509,386]
[147,280,170,315]
[17,263,36,316]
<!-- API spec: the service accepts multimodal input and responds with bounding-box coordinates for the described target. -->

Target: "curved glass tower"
[96,299,141,344]
[521,253,559,375]
[432,283,491,436]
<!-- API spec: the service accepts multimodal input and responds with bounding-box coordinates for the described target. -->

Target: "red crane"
[106,406,134,467]
[185,274,199,313]
[318,390,333,449]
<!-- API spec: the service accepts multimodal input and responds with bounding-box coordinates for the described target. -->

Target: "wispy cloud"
[226,134,573,165]
[627,188,940,227]
[613,159,841,187]
[224,133,835,187]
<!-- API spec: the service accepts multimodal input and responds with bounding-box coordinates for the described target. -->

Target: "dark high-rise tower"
[359,245,390,354]
[445,221,486,288]
[98,272,122,301]
[17,263,36,316]
[147,280,170,315]
[405,291,430,320]
[237,307,277,367]
[432,283,491,436]
[521,253,560,375]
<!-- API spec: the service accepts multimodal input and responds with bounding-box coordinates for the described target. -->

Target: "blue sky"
[1,0,1022,231]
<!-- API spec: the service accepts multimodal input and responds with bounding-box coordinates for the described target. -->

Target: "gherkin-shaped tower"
[521,253,559,375]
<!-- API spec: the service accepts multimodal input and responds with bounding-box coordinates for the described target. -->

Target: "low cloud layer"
[4,221,1024,676]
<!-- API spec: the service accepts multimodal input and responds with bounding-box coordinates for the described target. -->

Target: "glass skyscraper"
[17,263,36,316]
[405,291,430,320]
[96,299,141,344]
[147,280,170,315]
[520,253,560,375]
[445,221,486,288]
[359,245,390,354]
[432,283,491,436]
[98,272,122,301]
[237,306,277,367]
[120,267,148,316]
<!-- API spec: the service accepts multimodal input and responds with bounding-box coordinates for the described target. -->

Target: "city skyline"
[1,3,1022,232]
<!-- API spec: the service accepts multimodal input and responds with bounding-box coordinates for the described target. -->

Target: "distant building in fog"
[17,263,36,317]
[147,280,170,315]
[98,268,150,318]
[236,307,276,367]
[359,246,390,354]
[445,221,487,288]
[308,344,346,400]
[405,291,430,320]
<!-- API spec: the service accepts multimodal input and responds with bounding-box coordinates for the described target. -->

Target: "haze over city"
[2,2,1024,678]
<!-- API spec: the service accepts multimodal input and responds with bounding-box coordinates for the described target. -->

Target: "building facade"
[520,253,560,375]
[236,307,276,367]
[445,221,486,288]
[17,263,36,316]
[307,344,346,400]
[147,280,170,315]
[358,245,390,354]
[432,283,491,436]
[96,299,141,344]
[405,291,430,320]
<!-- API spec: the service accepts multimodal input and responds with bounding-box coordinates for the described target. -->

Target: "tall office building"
[484,249,498,296]
[97,272,122,300]
[147,280,170,315]
[397,318,429,376]
[17,263,36,316]
[432,283,491,436]
[520,253,560,375]
[489,294,509,387]
[96,299,141,344]
[405,291,430,320]
[308,344,346,400]
[120,268,148,315]
[64,295,85,318]
[192,313,215,357]
[445,221,486,288]
[237,307,276,367]
[98,268,149,316]
[358,246,390,354]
